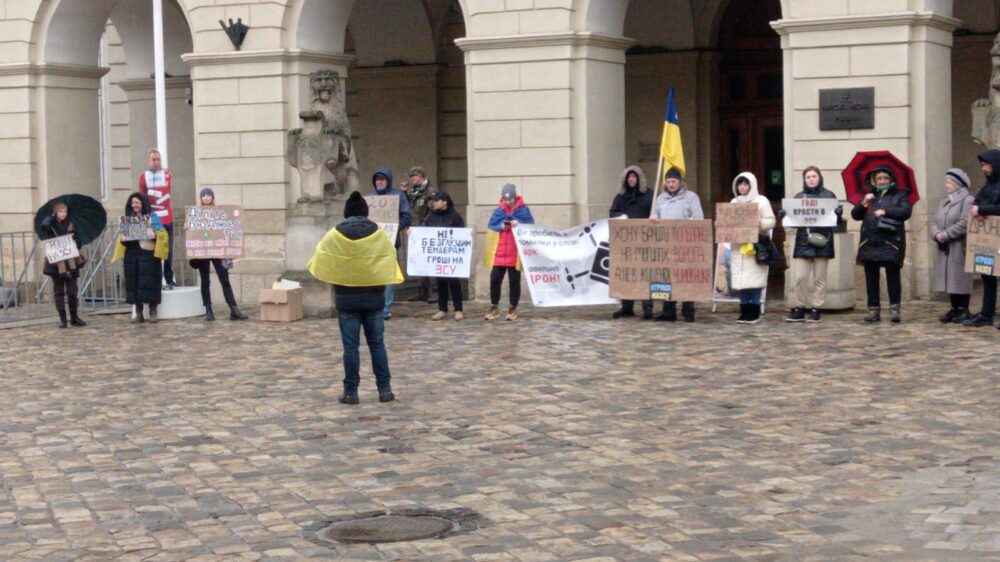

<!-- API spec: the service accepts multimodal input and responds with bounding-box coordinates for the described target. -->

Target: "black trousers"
[489,266,521,307]
[436,278,463,312]
[950,293,971,309]
[52,276,79,311]
[162,223,175,285]
[195,259,236,307]
[863,261,902,307]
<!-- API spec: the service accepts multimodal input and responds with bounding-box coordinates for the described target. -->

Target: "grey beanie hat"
[199,187,215,200]
[945,168,970,190]
[501,183,517,199]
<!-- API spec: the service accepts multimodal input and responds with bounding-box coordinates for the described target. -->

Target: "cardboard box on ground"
[259,279,304,322]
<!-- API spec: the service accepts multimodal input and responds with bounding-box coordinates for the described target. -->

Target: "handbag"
[806,229,829,248]
[754,234,782,265]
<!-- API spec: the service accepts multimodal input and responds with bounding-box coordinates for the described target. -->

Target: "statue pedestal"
[284,200,344,317]
[783,232,857,310]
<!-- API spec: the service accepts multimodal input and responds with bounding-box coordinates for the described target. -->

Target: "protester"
[648,167,703,322]
[484,183,534,321]
[369,168,412,320]
[138,148,176,289]
[39,201,87,328]
[425,191,465,321]
[611,165,655,319]
[405,166,436,302]
[188,188,248,322]
[784,166,841,323]
[729,172,776,324]
[965,150,1000,328]
[308,192,402,404]
[114,193,168,323]
[851,167,913,323]
[930,169,975,324]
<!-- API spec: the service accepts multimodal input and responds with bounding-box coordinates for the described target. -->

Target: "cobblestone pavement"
[2,301,1000,561]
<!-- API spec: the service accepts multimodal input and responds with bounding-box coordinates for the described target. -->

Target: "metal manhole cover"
[322,514,454,543]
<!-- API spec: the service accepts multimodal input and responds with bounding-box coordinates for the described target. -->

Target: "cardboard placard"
[406,227,473,278]
[965,216,1000,276]
[44,234,80,265]
[184,205,244,259]
[715,203,759,244]
[513,220,619,308]
[608,220,714,302]
[782,198,839,228]
[364,195,400,241]
[119,216,154,241]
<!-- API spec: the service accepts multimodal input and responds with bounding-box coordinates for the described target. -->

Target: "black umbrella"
[34,194,108,246]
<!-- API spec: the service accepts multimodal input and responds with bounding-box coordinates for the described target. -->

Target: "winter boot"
[379,388,396,403]
[132,304,145,324]
[205,307,215,322]
[69,308,87,327]
[229,305,248,320]
[952,308,970,324]
[149,304,159,323]
[611,306,635,319]
[939,308,959,323]
[864,306,881,323]
[736,304,750,324]
[890,304,901,324]
[654,303,677,322]
[57,309,68,329]
[339,392,359,405]
[746,304,763,325]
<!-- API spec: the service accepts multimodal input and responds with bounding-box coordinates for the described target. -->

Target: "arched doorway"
[716,0,786,284]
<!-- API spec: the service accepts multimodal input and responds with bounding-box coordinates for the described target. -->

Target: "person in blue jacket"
[369,168,413,320]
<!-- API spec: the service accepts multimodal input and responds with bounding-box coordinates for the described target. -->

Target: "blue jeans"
[738,288,763,305]
[337,309,391,393]
[383,283,396,318]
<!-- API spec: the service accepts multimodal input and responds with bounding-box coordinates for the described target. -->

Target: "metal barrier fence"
[1,224,197,325]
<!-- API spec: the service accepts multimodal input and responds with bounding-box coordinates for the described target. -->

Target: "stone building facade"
[0,0,996,306]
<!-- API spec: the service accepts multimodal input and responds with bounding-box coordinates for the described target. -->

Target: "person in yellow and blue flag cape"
[308,191,404,405]
[483,183,534,322]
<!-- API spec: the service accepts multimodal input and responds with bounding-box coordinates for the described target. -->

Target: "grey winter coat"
[931,187,975,295]
[653,188,704,220]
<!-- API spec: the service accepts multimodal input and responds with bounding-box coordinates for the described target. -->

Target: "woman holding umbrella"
[113,193,168,323]
[851,167,913,323]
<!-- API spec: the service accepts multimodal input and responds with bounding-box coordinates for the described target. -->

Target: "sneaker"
[454,311,465,321]
[339,393,359,405]
[484,307,501,321]
[963,313,994,327]
[806,309,821,323]
[785,308,805,322]
[505,307,518,321]
[864,307,881,323]
[431,311,447,321]
[611,308,635,319]
[378,389,395,403]
[384,313,392,321]
[890,304,901,324]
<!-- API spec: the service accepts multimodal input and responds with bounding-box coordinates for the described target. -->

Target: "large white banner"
[514,220,619,307]
[407,227,474,278]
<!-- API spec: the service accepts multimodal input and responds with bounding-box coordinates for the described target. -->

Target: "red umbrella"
[841,151,920,206]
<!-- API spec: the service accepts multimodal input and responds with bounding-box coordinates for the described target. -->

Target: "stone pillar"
[456,32,631,296]
[773,5,960,305]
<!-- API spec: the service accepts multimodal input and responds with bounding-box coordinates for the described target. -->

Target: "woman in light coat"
[729,172,776,324]
[931,168,976,324]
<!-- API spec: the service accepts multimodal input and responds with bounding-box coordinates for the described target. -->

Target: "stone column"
[773,5,960,306]
[456,32,631,296]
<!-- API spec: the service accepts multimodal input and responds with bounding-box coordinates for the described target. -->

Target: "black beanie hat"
[665,167,683,181]
[344,191,369,218]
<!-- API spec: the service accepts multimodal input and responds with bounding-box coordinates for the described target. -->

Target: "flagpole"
[650,156,664,217]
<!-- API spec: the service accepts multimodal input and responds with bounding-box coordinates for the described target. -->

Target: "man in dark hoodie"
[425,191,466,321]
[369,168,413,320]
[610,165,655,319]
[308,192,403,404]
[965,149,1000,328]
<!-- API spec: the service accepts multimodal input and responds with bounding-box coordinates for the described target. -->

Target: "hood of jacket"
[979,149,1000,182]
[619,165,648,194]
[731,172,760,201]
[866,166,901,192]
[125,192,152,216]
[335,216,379,240]
[372,168,394,193]
[432,191,455,212]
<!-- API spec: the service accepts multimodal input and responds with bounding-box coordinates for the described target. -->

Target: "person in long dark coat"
[39,200,87,328]
[932,168,975,324]
[122,192,164,323]
[851,167,912,323]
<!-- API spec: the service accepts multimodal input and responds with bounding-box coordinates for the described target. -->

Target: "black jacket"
[791,185,838,260]
[332,216,386,312]
[975,149,1000,217]
[851,177,912,265]
[39,216,83,278]
[425,193,465,228]
[610,189,653,219]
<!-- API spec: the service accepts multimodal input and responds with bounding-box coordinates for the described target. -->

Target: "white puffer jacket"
[728,172,776,291]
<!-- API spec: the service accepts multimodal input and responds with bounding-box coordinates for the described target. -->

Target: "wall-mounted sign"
[819,87,875,130]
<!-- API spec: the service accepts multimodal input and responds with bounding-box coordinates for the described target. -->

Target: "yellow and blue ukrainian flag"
[659,87,686,179]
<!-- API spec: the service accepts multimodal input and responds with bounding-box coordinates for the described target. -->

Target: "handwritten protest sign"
[715,203,759,244]
[608,220,714,302]
[965,216,1000,276]
[514,220,618,307]
[781,198,839,228]
[407,227,473,278]
[44,234,80,265]
[119,216,154,242]
[184,205,244,259]
[364,195,400,242]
